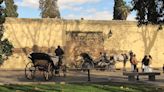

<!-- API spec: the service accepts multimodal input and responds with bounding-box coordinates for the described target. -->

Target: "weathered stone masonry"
[1,18,164,69]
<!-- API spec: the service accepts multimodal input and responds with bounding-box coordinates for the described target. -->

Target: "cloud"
[127,11,137,21]
[58,0,101,5]
[64,7,136,21]
[127,14,136,21]
[16,0,101,9]
[92,11,113,20]
[85,8,97,14]
[15,0,136,21]
[65,9,113,20]
[60,5,83,11]
[16,0,39,8]
[59,0,101,10]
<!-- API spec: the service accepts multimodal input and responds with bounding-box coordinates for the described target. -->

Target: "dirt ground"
[0,69,164,87]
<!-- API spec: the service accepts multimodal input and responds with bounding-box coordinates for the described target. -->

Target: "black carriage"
[79,52,115,71]
[25,52,62,80]
[80,53,94,70]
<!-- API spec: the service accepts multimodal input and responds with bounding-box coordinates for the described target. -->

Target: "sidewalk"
[0,69,163,87]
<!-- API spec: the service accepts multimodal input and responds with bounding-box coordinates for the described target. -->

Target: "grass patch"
[0,82,163,92]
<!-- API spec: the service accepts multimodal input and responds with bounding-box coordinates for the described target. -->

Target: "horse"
[80,53,94,70]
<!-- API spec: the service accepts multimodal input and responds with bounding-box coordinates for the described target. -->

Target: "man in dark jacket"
[55,46,64,56]
[55,45,64,66]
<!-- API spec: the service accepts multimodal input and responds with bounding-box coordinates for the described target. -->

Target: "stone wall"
[65,31,104,67]
[1,18,164,69]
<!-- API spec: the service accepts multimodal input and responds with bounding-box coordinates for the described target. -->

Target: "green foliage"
[0,0,13,65]
[132,0,164,26]
[39,0,60,18]
[0,0,3,3]
[0,83,163,92]
[0,4,5,24]
[0,37,13,65]
[0,14,5,24]
[113,0,131,20]
[4,0,18,17]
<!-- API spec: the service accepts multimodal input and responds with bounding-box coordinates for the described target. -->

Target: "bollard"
[136,68,139,80]
[163,64,164,73]
[88,69,91,81]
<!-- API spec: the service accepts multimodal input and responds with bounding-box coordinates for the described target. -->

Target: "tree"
[131,0,164,55]
[0,0,13,65]
[39,0,60,18]
[113,0,130,20]
[132,0,164,26]
[4,0,18,17]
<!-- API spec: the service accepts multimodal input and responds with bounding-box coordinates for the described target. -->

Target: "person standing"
[141,55,147,72]
[131,54,138,72]
[129,51,134,71]
[55,45,64,66]
[142,55,152,72]
[122,53,128,71]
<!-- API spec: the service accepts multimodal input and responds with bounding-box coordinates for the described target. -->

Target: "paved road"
[0,69,164,87]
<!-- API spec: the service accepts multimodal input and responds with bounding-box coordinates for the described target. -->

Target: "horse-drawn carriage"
[25,53,66,80]
[75,53,115,71]
[76,52,129,71]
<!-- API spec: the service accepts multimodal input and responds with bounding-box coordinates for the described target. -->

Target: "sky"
[14,0,136,20]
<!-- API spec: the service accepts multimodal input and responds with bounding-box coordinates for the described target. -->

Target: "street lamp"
[102,30,113,41]
[107,30,112,38]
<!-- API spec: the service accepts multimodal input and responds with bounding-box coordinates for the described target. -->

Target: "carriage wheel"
[82,62,94,69]
[43,63,53,81]
[25,62,36,80]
